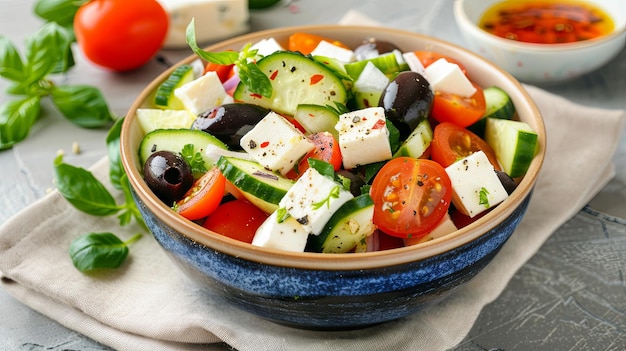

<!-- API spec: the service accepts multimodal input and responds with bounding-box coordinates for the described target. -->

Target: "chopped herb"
[277,207,290,223]
[181,144,207,175]
[312,185,341,210]
[479,187,490,207]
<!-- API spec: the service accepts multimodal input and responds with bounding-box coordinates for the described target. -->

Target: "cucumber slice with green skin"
[468,86,516,137]
[312,55,354,92]
[233,51,348,116]
[294,104,340,139]
[139,129,227,170]
[484,118,538,178]
[393,118,433,158]
[306,194,375,253]
[154,64,195,110]
[344,52,403,80]
[216,156,294,214]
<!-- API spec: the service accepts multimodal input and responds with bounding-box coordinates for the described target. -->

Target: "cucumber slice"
[352,61,389,109]
[136,108,197,134]
[344,52,403,80]
[484,118,538,178]
[294,104,340,139]
[233,51,348,116]
[306,194,375,253]
[216,156,294,214]
[312,55,354,92]
[468,86,516,137]
[393,118,433,158]
[139,129,228,169]
[154,64,195,110]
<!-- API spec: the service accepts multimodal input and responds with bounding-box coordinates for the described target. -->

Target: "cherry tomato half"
[370,157,452,239]
[74,0,168,72]
[288,32,351,55]
[431,122,501,170]
[204,62,235,83]
[203,199,269,243]
[285,132,342,180]
[431,83,486,127]
[176,168,226,220]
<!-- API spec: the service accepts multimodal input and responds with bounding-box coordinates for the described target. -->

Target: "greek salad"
[137,28,539,254]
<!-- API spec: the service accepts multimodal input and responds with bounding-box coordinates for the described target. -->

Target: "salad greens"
[185,18,273,98]
[0,0,113,150]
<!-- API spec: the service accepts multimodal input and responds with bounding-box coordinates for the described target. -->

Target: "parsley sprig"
[185,18,273,98]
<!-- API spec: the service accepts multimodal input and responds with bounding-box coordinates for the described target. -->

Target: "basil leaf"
[117,173,145,228]
[0,36,26,82]
[238,62,273,98]
[106,117,125,190]
[51,84,114,128]
[308,158,335,178]
[24,22,73,81]
[185,19,239,64]
[69,232,141,272]
[34,0,83,28]
[53,154,120,216]
[0,96,41,150]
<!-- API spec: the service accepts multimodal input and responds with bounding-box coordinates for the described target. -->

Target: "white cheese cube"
[158,0,249,48]
[402,51,426,76]
[354,61,389,93]
[310,40,356,63]
[445,151,508,218]
[404,212,457,246]
[240,111,315,175]
[335,107,392,169]
[279,167,354,236]
[252,211,309,252]
[174,71,229,115]
[251,37,285,57]
[425,58,477,97]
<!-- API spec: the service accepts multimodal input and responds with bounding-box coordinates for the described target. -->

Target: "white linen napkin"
[1,16,625,351]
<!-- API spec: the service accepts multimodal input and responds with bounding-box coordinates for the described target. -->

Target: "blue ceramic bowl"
[121,25,546,329]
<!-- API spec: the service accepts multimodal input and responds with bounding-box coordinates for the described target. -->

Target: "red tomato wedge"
[431,83,486,127]
[203,199,269,243]
[285,132,342,180]
[370,157,452,239]
[176,168,226,220]
[288,32,351,55]
[204,62,235,83]
[431,122,501,170]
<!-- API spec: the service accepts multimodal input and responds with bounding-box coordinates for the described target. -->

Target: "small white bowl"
[454,0,626,84]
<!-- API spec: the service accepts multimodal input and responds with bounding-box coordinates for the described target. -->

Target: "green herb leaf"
[0,96,41,150]
[479,187,490,208]
[308,158,335,178]
[312,185,341,210]
[69,232,142,272]
[53,154,120,216]
[276,207,290,223]
[0,35,26,82]
[34,0,83,28]
[185,19,272,97]
[106,116,125,190]
[24,22,74,81]
[181,143,208,174]
[50,84,114,128]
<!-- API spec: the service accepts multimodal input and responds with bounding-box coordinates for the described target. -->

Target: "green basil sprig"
[185,18,273,98]
[69,232,142,272]
[0,9,113,150]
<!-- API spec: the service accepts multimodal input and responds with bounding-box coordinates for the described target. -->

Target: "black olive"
[143,150,193,205]
[495,170,517,195]
[354,38,401,61]
[191,103,269,150]
[379,71,433,139]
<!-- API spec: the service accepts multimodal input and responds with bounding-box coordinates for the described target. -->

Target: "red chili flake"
[260,141,270,148]
[310,74,324,85]
[372,119,386,129]
[270,70,279,80]
[308,113,315,118]
[250,93,263,99]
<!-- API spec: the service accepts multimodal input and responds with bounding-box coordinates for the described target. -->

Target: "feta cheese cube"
[251,37,285,57]
[403,212,457,246]
[354,61,389,93]
[174,71,229,115]
[252,211,309,252]
[310,40,356,63]
[425,58,477,97]
[279,167,354,236]
[240,111,315,175]
[445,151,508,218]
[335,107,392,169]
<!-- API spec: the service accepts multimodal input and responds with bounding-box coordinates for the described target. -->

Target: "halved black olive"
[143,150,193,205]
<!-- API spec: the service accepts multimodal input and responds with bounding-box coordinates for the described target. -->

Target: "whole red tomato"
[73,0,169,72]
